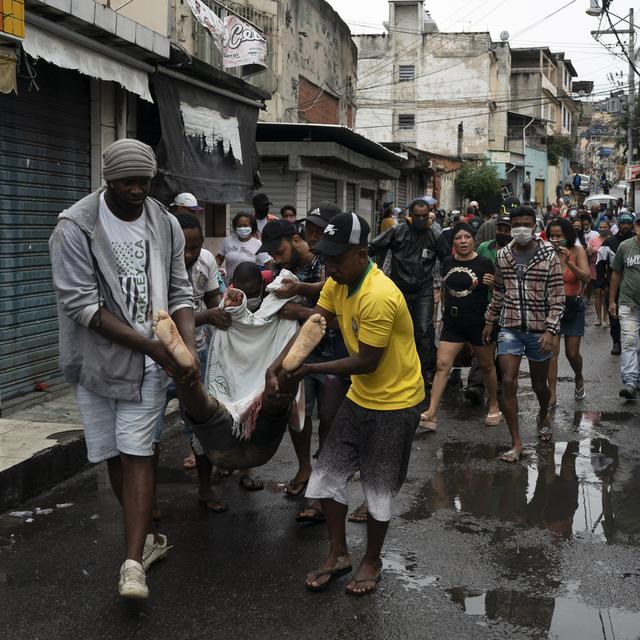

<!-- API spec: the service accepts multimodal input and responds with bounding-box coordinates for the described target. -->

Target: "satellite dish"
[500,30,510,42]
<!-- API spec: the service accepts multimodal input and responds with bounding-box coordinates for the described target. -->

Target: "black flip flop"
[239,476,264,491]
[345,572,382,596]
[305,563,352,592]
[284,477,309,496]
[296,506,325,524]
[198,499,228,513]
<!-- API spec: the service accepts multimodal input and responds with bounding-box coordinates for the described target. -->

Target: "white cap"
[170,192,203,211]
[469,200,479,208]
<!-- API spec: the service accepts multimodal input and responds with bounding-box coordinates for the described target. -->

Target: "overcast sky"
[325,0,631,100]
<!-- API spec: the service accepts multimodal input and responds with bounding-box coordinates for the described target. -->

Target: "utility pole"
[591,6,636,208]
[628,7,635,209]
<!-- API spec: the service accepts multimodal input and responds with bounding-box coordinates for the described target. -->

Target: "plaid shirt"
[485,239,565,335]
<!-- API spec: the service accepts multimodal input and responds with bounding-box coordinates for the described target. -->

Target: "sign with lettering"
[186,0,267,70]
[624,164,640,181]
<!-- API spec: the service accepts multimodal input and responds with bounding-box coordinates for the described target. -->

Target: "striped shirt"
[485,239,565,335]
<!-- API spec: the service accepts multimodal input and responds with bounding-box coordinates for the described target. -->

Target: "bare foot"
[153,310,196,369]
[223,288,243,308]
[282,314,327,372]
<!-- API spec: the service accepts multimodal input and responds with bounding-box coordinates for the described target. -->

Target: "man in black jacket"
[370,198,450,384]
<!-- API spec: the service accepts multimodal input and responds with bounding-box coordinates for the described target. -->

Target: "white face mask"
[236,226,252,239]
[511,226,533,246]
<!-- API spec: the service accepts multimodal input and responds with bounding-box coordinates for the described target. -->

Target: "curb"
[0,406,180,514]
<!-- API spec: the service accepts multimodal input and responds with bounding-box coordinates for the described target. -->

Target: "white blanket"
[205,269,304,439]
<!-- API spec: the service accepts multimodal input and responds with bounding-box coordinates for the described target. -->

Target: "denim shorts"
[560,300,586,337]
[497,328,552,362]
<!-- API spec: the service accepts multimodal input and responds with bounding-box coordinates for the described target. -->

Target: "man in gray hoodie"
[49,139,196,600]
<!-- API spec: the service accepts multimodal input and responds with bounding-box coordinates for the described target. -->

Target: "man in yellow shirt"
[268,212,424,596]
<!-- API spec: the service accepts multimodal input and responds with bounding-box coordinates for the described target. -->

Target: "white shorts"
[74,366,167,463]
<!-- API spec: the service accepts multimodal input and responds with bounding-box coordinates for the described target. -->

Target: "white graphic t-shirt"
[99,194,158,369]
[219,234,270,284]
[189,248,221,352]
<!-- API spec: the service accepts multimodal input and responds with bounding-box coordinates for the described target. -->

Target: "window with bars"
[398,64,415,82]
[398,114,415,130]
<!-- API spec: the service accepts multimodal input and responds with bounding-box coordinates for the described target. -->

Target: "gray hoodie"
[49,188,193,401]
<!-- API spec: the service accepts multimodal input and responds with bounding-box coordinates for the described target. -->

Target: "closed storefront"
[311,176,337,204]
[259,162,297,211]
[0,63,91,403]
[359,188,375,228]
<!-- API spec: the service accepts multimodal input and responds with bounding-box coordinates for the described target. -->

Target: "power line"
[354,83,631,131]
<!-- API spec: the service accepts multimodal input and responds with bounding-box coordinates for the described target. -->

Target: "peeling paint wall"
[174,0,357,124]
[354,29,510,159]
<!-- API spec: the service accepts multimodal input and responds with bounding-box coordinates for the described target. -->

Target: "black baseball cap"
[252,192,271,208]
[258,219,297,254]
[496,215,512,227]
[302,202,341,229]
[312,212,370,257]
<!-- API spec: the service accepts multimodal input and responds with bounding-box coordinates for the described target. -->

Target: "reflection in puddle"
[403,434,640,545]
[383,550,438,591]
[449,586,640,639]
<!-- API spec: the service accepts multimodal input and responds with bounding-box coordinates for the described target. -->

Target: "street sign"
[624,163,640,181]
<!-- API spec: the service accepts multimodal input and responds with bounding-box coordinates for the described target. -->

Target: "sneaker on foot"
[619,384,637,400]
[142,533,170,571]
[611,341,622,356]
[118,559,148,599]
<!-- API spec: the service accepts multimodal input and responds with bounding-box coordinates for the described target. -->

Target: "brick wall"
[298,76,339,125]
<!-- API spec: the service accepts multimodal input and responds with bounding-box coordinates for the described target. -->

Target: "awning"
[152,73,260,203]
[22,25,152,101]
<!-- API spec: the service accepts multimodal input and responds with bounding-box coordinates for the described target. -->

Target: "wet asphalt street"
[2,308,640,640]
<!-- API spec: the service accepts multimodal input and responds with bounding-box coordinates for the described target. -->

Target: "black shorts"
[440,320,493,347]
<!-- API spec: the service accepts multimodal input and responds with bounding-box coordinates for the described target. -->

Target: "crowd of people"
[49,139,640,601]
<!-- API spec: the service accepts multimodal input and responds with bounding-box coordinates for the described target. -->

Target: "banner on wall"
[186,0,267,69]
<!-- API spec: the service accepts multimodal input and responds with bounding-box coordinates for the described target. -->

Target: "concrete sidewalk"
[0,390,177,513]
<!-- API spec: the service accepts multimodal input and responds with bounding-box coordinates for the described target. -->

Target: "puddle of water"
[449,586,640,639]
[383,550,439,591]
[403,436,640,546]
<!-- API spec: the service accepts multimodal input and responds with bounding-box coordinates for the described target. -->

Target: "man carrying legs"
[483,206,565,463]
[268,213,425,595]
[49,139,196,599]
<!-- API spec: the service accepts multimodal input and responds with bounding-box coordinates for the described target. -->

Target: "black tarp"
[152,73,259,204]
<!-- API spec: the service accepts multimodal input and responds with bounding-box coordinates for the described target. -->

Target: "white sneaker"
[142,533,170,571]
[118,559,148,599]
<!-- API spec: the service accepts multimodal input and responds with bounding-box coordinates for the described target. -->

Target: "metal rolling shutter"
[229,161,296,220]
[346,183,356,213]
[311,176,337,204]
[259,162,297,213]
[397,176,407,208]
[0,63,91,402]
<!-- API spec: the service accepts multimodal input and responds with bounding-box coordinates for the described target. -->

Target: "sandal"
[538,424,553,442]
[305,557,352,592]
[296,505,325,524]
[348,504,368,523]
[198,498,228,513]
[499,448,522,464]
[418,414,437,432]
[239,476,264,491]
[284,477,309,497]
[483,411,502,426]
[345,564,382,596]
